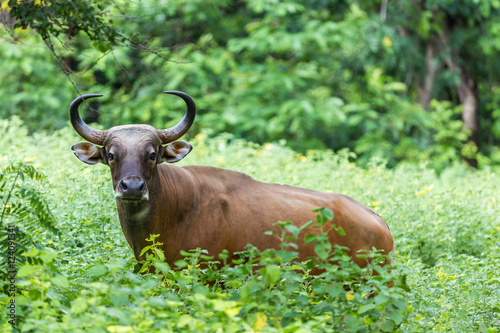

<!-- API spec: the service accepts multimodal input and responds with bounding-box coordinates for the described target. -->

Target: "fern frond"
[0,161,60,281]
[0,225,44,281]
[18,187,60,236]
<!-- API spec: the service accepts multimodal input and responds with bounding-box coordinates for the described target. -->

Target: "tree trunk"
[437,28,479,167]
[0,7,17,29]
[441,58,479,167]
[417,38,442,110]
[456,68,479,167]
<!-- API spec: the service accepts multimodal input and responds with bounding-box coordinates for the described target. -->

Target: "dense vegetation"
[0,118,499,332]
[1,0,500,169]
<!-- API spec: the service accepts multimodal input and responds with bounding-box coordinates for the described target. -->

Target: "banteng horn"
[156,91,196,144]
[69,94,108,145]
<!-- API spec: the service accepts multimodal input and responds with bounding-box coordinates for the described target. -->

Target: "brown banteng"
[70,91,394,268]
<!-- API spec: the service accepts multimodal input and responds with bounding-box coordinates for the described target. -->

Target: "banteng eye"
[149,152,157,161]
[108,152,115,161]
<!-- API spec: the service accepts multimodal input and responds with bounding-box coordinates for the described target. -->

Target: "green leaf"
[387,310,404,325]
[70,297,88,314]
[107,308,132,325]
[316,214,327,225]
[457,309,468,319]
[322,208,334,220]
[175,260,188,268]
[393,299,407,311]
[40,251,57,264]
[299,220,313,231]
[374,294,390,305]
[285,224,300,238]
[314,241,332,261]
[28,289,42,300]
[110,291,129,308]
[152,248,165,261]
[153,262,171,274]
[148,297,168,308]
[261,264,281,284]
[17,265,36,277]
[304,234,317,244]
[107,326,133,333]
[380,320,395,332]
[88,264,108,277]
[358,303,376,314]
[139,245,151,256]
[51,275,69,289]
[328,285,344,298]
[92,41,113,53]
[335,226,346,236]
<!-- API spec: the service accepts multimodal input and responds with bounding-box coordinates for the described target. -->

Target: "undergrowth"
[0,117,499,332]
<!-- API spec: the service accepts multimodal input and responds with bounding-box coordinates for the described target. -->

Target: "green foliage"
[2,209,409,332]
[0,159,60,281]
[406,249,500,332]
[386,0,500,164]
[2,0,499,169]
[7,0,119,45]
[0,118,499,331]
[0,36,75,131]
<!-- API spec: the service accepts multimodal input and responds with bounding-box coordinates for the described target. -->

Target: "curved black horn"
[69,94,108,145]
[157,91,196,144]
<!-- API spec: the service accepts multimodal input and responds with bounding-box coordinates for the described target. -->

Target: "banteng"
[70,91,394,268]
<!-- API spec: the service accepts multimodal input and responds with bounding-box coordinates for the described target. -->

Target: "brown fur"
[72,126,394,269]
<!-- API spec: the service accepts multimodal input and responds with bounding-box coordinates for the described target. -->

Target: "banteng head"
[70,91,196,202]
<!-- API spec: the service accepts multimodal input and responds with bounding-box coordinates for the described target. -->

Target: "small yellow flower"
[295,154,307,162]
[263,143,274,150]
[254,312,268,331]
[194,133,207,141]
[416,184,434,196]
[383,36,392,47]
[414,314,425,321]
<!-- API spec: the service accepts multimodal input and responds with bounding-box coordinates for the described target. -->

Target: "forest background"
[1,0,500,171]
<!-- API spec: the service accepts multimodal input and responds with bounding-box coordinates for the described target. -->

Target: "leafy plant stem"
[0,163,21,227]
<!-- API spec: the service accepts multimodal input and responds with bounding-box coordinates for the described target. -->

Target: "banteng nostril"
[120,180,128,192]
[139,182,146,193]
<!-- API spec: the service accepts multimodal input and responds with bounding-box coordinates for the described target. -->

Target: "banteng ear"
[161,141,192,163]
[71,142,105,165]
